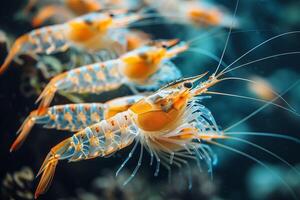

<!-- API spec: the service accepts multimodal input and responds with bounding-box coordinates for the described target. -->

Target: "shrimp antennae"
[221,51,300,76]
[213,0,240,76]
[205,90,299,116]
[224,79,300,132]
[187,29,273,48]
[202,51,300,116]
[217,31,300,77]
[205,75,298,115]
[225,132,300,144]
[207,140,298,200]
[186,48,229,69]
[219,76,297,112]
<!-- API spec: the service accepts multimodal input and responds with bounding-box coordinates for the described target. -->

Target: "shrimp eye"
[109,13,115,18]
[84,19,93,25]
[139,52,148,60]
[183,82,193,88]
[161,44,168,48]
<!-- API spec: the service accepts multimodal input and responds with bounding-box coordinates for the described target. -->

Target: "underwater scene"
[0,0,300,200]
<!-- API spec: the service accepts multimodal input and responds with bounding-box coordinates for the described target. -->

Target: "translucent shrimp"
[33,73,211,198]
[10,94,144,152]
[35,39,186,112]
[0,10,142,75]
[125,30,152,51]
[31,5,74,27]
[248,76,276,101]
[32,72,300,198]
[145,0,238,28]
[65,0,102,15]
[28,0,146,27]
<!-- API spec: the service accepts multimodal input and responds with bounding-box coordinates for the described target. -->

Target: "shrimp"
[145,0,238,28]
[65,0,102,15]
[248,76,276,101]
[25,0,102,27]
[29,0,144,27]
[125,30,152,51]
[0,10,142,75]
[33,73,212,198]
[31,69,300,198]
[35,39,187,112]
[31,5,74,27]
[10,94,144,152]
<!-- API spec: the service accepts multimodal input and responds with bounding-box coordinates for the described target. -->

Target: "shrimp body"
[146,0,238,28]
[11,95,144,152]
[29,0,143,26]
[36,41,186,111]
[0,11,141,75]
[35,110,139,198]
[65,0,102,16]
[34,73,223,198]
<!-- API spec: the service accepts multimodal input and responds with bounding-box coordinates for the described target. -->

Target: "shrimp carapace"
[121,39,187,83]
[129,72,208,132]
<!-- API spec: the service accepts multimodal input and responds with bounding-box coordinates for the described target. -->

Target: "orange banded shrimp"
[10,94,145,152]
[33,66,300,198]
[0,10,142,75]
[35,39,188,112]
[32,73,217,198]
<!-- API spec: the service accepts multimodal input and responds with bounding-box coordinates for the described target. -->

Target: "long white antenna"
[214,0,240,76]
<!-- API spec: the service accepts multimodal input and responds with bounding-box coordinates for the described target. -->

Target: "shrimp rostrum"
[10,94,145,152]
[34,72,222,198]
[0,9,142,75]
[35,39,187,111]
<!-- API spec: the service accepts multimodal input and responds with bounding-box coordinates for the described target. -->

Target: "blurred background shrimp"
[23,0,145,27]
[0,10,142,75]
[145,0,238,28]
[34,39,185,111]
